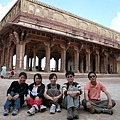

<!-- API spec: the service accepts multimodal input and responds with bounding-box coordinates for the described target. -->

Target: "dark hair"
[34,73,42,83]
[65,71,75,77]
[19,72,27,79]
[88,71,97,78]
[49,73,57,80]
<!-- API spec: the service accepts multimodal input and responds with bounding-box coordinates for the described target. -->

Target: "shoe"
[56,104,61,112]
[3,109,9,116]
[102,108,113,115]
[67,108,73,120]
[50,104,56,114]
[95,109,101,114]
[12,109,18,116]
[27,107,35,115]
[73,107,79,119]
[88,107,95,114]
[40,105,47,112]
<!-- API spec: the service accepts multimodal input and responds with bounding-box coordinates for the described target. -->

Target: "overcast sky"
[0,0,120,32]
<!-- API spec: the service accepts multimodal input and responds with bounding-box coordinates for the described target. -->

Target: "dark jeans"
[4,92,21,110]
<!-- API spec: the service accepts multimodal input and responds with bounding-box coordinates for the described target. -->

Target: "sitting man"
[82,71,116,115]
[62,71,82,120]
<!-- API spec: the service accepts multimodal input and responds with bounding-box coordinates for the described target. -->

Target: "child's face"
[50,75,57,85]
[19,75,27,84]
[66,74,74,83]
[35,75,42,85]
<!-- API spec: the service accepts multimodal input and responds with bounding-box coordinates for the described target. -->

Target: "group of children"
[3,71,116,120]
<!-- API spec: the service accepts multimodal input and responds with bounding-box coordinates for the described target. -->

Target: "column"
[9,46,14,70]
[6,47,10,70]
[95,50,100,73]
[26,55,29,71]
[44,45,50,72]
[113,56,117,73]
[33,49,36,71]
[85,49,90,73]
[1,48,5,65]
[55,58,59,72]
[15,41,25,71]
[104,52,108,73]
[80,56,84,73]
[38,58,42,71]
[74,46,79,73]
[60,45,66,72]
[29,58,32,71]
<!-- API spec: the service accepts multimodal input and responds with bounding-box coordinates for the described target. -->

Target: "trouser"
[4,92,21,110]
[63,87,80,109]
[82,99,116,112]
[26,97,42,107]
[45,89,62,107]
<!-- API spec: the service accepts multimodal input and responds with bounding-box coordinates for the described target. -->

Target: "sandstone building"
[0,0,120,73]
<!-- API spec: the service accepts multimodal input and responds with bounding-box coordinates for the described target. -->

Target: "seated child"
[3,72,28,116]
[26,73,46,115]
[44,73,62,114]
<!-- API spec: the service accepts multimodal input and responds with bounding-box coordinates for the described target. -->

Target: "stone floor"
[0,73,120,120]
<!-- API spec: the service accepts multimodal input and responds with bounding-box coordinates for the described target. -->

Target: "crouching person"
[44,73,62,114]
[26,73,46,115]
[3,72,28,116]
[62,71,82,120]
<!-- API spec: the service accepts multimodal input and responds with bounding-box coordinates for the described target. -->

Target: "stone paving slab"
[0,76,120,120]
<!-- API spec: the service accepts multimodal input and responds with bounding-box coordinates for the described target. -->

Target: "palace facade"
[0,0,120,73]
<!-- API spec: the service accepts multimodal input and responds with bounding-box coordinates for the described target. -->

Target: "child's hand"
[7,94,13,100]
[13,94,19,100]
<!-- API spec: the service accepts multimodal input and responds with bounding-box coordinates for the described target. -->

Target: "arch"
[106,31,111,38]
[91,25,98,34]
[80,22,88,30]
[66,47,75,71]
[53,12,65,23]
[68,17,77,27]
[100,29,106,36]
[50,44,61,72]
[44,9,49,18]
[35,6,42,16]
[28,4,35,14]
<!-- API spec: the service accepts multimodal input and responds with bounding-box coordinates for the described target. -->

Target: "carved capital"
[13,31,19,44]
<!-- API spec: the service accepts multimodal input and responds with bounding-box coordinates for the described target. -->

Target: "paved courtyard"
[0,73,120,120]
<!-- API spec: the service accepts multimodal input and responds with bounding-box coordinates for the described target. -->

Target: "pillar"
[74,46,79,73]
[85,48,90,73]
[95,50,100,73]
[60,45,66,72]
[15,41,25,71]
[44,42,50,72]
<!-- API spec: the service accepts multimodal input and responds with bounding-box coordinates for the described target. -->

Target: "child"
[44,73,62,114]
[1,65,6,79]
[3,72,28,116]
[8,69,15,79]
[62,71,82,120]
[26,73,46,115]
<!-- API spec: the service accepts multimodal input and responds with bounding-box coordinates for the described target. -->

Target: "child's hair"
[19,72,27,79]
[34,73,42,84]
[49,73,57,80]
[65,71,75,77]
[88,71,97,78]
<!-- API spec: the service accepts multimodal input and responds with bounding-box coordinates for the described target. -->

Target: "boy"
[3,72,28,116]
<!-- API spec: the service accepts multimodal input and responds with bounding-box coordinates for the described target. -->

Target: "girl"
[44,73,62,114]
[26,73,46,115]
